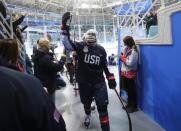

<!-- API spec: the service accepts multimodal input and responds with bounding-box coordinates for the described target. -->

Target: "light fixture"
[79,3,101,9]
[81,3,89,8]
[76,11,79,15]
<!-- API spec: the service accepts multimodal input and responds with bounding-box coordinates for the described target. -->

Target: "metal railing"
[0,0,14,39]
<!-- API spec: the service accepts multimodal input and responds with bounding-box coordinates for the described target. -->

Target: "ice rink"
[55,66,165,131]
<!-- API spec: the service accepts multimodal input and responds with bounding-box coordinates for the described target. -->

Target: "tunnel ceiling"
[4,0,140,25]
[4,0,132,16]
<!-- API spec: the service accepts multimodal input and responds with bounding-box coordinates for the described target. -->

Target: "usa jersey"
[62,35,110,84]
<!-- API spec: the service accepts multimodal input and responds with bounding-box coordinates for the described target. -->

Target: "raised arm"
[61,12,77,51]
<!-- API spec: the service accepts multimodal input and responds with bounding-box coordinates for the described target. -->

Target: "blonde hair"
[38,38,50,50]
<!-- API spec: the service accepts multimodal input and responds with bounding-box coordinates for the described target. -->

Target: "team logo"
[83,46,89,53]
[84,54,100,65]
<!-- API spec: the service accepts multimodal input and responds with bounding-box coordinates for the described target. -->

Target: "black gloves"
[61,12,71,36]
[106,73,117,89]
[61,12,71,30]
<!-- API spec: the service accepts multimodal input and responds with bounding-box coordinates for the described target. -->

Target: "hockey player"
[61,12,116,131]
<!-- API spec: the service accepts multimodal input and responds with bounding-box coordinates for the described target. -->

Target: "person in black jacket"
[0,57,66,131]
[145,12,157,36]
[25,53,33,75]
[11,13,26,34]
[33,38,65,103]
[61,12,116,131]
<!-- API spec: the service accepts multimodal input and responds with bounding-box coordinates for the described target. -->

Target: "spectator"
[63,48,75,84]
[109,54,116,65]
[0,57,66,131]
[0,39,20,71]
[32,39,39,62]
[145,12,157,36]
[11,13,26,34]
[120,36,139,113]
[33,38,65,103]
[25,53,33,75]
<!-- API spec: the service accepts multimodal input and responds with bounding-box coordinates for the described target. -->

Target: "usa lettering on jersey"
[84,54,100,65]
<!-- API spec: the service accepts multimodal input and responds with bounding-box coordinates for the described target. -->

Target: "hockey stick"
[114,88,132,131]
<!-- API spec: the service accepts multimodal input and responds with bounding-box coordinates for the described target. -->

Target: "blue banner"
[22,18,60,26]
[113,0,152,15]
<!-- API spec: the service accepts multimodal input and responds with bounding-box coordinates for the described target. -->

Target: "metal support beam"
[101,0,106,43]
[160,0,165,7]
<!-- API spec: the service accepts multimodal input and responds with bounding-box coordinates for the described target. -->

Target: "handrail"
[0,0,14,39]
[0,28,7,38]
[0,13,19,39]
[0,19,11,38]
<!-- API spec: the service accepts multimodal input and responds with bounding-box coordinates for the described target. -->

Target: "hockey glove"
[120,54,126,63]
[106,73,117,89]
[61,12,71,31]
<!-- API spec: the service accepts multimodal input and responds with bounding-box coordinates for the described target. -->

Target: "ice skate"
[91,98,96,111]
[84,115,91,129]
[91,105,95,111]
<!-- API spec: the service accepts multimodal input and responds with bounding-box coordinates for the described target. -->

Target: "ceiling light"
[113,15,117,17]
[81,3,89,8]
[79,3,101,9]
